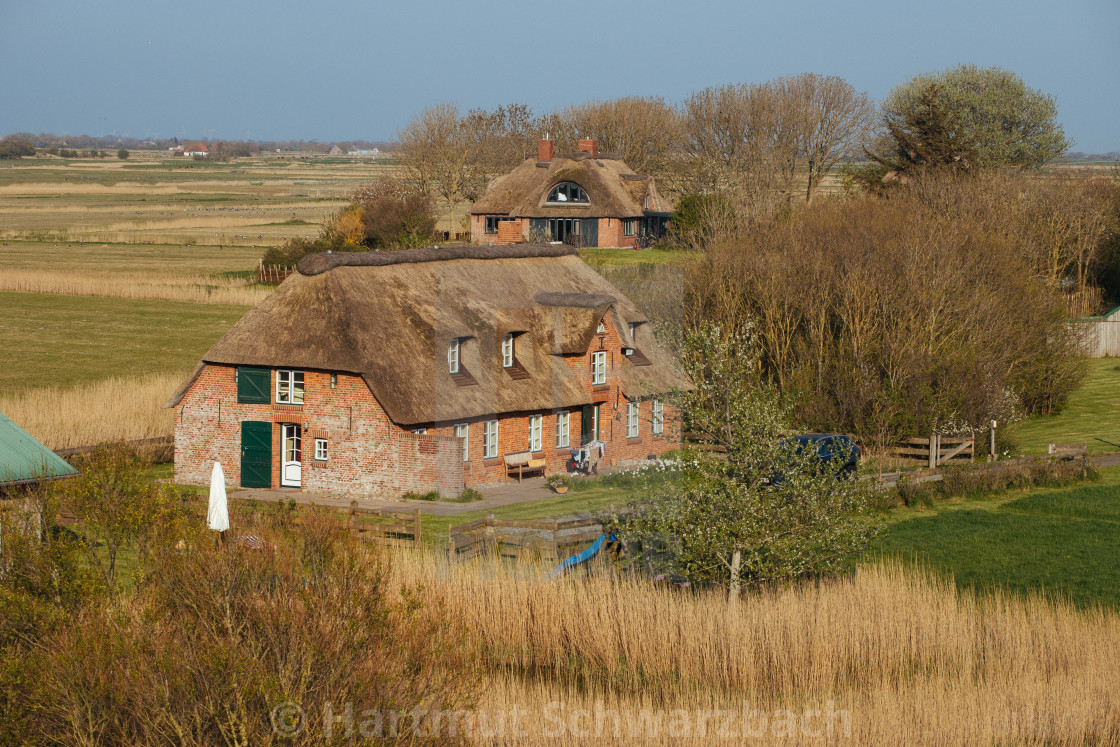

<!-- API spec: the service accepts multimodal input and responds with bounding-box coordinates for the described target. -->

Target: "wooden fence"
[1076,307,1120,357]
[342,501,421,548]
[53,435,174,459]
[258,261,294,284]
[448,512,606,565]
[347,502,422,549]
[890,435,974,468]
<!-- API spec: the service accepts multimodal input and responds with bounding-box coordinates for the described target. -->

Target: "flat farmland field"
[0,152,400,447]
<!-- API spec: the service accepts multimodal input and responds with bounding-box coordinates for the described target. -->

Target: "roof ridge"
[297,243,578,276]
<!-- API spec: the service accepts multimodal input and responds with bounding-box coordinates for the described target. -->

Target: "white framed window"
[627,401,639,438]
[597,321,606,333]
[652,399,665,435]
[314,438,328,461]
[448,339,460,374]
[591,351,606,385]
[454,423,469,461]
[276,369,305,404]
[623,219,636,237]
[546,182,589,204]
[529,414,542,452]
[556,411,570,449]
[412,427,428,435]
[484,420,499,459]
[502,333,514,368]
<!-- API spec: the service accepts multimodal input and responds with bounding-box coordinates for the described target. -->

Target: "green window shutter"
[237,367,271,404]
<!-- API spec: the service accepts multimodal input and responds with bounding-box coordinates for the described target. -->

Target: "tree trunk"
[728,550,742,602]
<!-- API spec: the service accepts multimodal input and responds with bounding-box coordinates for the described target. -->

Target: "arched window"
[546,182,589,204]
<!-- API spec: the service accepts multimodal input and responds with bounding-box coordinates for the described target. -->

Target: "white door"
[281,424,301,488]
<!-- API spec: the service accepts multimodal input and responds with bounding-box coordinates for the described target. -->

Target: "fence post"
[412,509,422,548]
[928,434,937,469]
[448,524,455,563]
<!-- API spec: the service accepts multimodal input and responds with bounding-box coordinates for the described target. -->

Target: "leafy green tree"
[116,148,129,160]
[870,82,977,177]
[614,324,877,596]
[63,444,186,597]
[882,64,1069,168]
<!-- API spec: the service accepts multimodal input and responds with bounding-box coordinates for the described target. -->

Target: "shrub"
[686,175,1089,449]
[0,136,34,159]
[116,148,128,159]
[0,515,480,744]
[458,487,484,502]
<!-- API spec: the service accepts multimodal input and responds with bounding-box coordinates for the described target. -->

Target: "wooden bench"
[505,450,546,482]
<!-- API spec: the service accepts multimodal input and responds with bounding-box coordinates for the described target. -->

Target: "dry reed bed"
[0,372,180,449]
[390,555,1120,745]
[0,268,269,305]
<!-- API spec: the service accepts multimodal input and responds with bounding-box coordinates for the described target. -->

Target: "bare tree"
[397,103,485,234]
[541,97,685,179]
[782,73,876,202]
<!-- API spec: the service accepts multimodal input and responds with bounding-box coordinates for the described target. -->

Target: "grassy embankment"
[1010,357,1120,455]
[0,292,248,448]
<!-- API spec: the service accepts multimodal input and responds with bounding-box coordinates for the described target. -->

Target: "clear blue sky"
[2,0,1117,152]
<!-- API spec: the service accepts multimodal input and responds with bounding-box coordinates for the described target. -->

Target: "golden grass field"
[390,552,1120,745]
[0,153,400,446]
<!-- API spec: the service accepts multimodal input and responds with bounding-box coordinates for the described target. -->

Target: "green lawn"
[418,484,636,540]
[872,466,1120,608]
[1010,358,1120,455]
[0,291,248,391]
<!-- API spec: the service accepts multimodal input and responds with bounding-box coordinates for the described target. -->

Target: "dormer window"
[502,333,514,368]
[547,182,589,204]
[448,339,460,374]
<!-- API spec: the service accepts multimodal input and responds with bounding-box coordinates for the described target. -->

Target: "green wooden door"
[240,421,272,488]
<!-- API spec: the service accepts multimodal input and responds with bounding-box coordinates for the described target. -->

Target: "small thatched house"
[470,140,673,249]
[168,244,686,497]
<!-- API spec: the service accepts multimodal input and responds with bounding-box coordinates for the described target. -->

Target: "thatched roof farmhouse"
[169,244,685,497]
[470,140,673,249]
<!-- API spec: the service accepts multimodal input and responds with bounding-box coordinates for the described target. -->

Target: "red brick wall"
[174,366,465,498]
[597,217,639,249]
[175,315,680,495]
[471,215,529,246]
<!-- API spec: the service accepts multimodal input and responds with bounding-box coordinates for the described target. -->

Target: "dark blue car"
[778,433,861,480]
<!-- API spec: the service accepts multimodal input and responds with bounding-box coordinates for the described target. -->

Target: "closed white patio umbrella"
[207,461,230,537]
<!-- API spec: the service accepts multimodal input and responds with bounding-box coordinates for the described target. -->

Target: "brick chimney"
[578,139,598,159]
[537,139,555,163]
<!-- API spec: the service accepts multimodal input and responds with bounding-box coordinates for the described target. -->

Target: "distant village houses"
[177,142,209,157]
[470,139,673,249]
[168,244,686,498]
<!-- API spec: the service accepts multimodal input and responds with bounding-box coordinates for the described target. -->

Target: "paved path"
[231,475,558,515]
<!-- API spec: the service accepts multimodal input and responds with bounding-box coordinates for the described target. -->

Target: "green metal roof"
[0,411,77,486]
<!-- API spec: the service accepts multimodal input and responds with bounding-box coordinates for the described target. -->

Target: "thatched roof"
[168,245,688,425]
[470,153,673,218]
